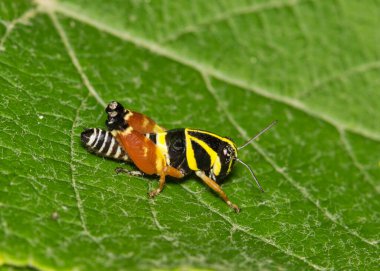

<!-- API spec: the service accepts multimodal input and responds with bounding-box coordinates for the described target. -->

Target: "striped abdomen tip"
[81,128,98,146]
[81,128,129,161]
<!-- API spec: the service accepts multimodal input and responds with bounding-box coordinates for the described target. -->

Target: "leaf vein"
[297,61,380,99]
[67,96,94,239]
[48,10,106,108]
[0,8,38,52]
[160,0,303,44]
[180,183,328,271]
[147,183,179,245]
[338,129,380,196]
[202,73,379,247]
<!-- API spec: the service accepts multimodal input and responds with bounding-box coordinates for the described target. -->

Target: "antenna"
[236,120,278,192]
[238,120,277,150]
[236,158,264,192]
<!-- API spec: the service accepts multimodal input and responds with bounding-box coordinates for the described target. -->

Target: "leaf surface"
[0,0,379,270]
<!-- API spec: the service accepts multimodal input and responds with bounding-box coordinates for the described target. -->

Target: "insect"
[81,101,276,212]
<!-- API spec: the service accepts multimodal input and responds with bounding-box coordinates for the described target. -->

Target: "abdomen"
[81,128,129,161]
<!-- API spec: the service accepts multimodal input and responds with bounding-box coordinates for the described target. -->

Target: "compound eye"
[223,147,231,163]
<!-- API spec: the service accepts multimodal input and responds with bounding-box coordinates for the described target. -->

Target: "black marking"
[95,130,106,149]
[110,139,119,157]
[148,133,157,144]
[191,139,211,170]
[165,129,191,176]
[105,101,129,131]
[91,128,100,147]
[106,101,124,115]
[188,130,222,153]
[101,132,112,154]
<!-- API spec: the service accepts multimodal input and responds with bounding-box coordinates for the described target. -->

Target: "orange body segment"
[127,111,166,134]
[115,129,165,175]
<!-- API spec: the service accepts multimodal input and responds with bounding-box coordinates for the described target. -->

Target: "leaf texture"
[0,0,379,270]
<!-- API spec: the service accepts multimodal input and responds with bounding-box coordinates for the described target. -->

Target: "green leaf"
[1,0,379,270]
[0,265,35,271]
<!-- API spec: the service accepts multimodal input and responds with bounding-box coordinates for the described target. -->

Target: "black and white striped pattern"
[81,128,129,161]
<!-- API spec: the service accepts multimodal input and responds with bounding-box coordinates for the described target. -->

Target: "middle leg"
[148,166,184,198]
[115,167,145,177]
[148,173,166,198]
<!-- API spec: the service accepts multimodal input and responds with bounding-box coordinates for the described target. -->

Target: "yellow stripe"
[156,132,169,163]
[154,124,166,133]
[185,129,225,174]
[187,129,237,154]
[188,136,217,165]
[157,132,166,146]
[213,157,222,175]
[185,129,198,170]
[189,136,224,176]
[187,129,237,177]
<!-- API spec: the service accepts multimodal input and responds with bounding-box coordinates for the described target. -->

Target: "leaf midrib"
[47,0,380,143]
